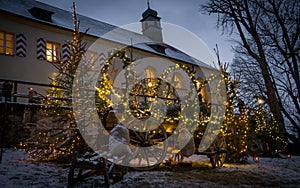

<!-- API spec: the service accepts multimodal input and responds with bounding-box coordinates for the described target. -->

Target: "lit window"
[84,51,97,65]
[46,41,60,62]
[0,31,14,55]
[173,73,183,89]
[145,67,156,87]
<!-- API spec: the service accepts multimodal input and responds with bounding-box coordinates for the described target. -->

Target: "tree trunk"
[258,57,285,136]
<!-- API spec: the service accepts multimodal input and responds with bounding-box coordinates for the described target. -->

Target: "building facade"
[0,0,215,104]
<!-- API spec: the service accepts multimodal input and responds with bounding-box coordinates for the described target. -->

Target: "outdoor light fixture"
[253,153,259,163]
[257,98,264,104]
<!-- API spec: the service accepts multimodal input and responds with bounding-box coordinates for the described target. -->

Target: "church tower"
[140,1,163,43]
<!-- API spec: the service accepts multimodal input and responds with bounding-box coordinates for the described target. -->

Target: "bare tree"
[202,0,300,144]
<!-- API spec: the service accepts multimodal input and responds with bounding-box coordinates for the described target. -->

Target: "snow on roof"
[0,0,214,69]
[133,42,213,69]
[0,0,118,37]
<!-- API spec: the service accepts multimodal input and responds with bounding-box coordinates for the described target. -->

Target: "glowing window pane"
[84,51,97,65]
[0,31,14,55]
[145,67,156,87]
[6,48,13,55]
[173,73,182,89]
[46,43,52,62]
[46,41,60,62]
[6,34,13,41]
[6,41,13,48]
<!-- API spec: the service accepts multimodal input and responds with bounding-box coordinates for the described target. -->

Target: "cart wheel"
[209,154,217,168]
[128,118,168,170]
[210,152,226,168]
[210,134,227,168]
[217,135,227,167]
[218,152,227,167]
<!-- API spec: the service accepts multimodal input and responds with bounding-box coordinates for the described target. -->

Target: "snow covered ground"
[0,149,300,187]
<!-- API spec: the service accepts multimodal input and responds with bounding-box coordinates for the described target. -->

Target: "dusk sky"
[36,0,235,65]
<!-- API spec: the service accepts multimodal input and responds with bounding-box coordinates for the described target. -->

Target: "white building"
[0,0,216,104]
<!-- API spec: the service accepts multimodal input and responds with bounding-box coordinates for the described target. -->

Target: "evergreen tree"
[21,3,89,161]
[215,47,250,163]
[251,100,288,156]
[220,63,250,163]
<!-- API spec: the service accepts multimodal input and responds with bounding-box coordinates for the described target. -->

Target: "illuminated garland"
[96,51,205,134]
[159,63,199,129]
[95,49,131,120]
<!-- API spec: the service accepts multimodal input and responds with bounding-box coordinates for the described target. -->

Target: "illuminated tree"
[215,46,287,161]
[220,64,249,163]
[252,99,288,156]
[214,47,250,163]
[20,3,89,161]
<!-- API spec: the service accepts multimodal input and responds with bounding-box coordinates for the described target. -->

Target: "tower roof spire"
[141,0,159,20]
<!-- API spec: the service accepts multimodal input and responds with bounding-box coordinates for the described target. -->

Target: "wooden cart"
[103,77,227,170]
[67,77,227,186]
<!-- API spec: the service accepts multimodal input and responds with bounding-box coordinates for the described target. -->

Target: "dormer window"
[148,44,167,54]
[28,7,54,22]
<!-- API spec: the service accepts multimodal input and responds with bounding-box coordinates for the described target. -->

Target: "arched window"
[172,72,183,89]
[83,50,97,65]
[145,66,156,88]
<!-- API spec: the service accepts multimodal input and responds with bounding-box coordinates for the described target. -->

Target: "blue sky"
[36,0,235,64]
